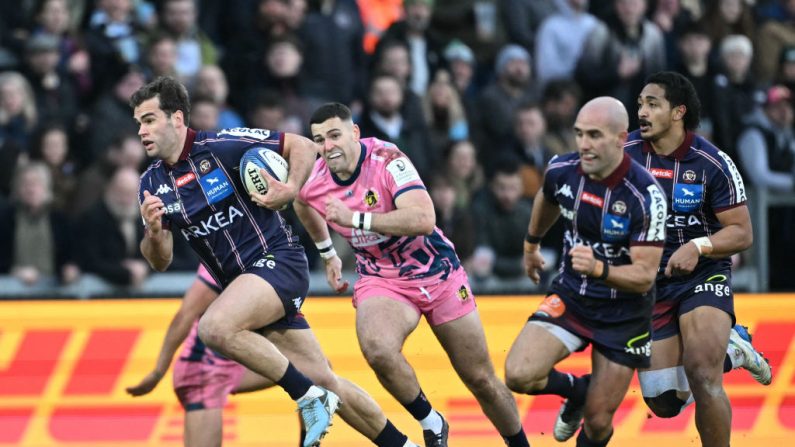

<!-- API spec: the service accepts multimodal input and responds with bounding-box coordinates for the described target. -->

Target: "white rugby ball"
[239,147,289,195]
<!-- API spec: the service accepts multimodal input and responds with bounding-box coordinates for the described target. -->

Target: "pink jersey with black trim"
[299,137,461,285]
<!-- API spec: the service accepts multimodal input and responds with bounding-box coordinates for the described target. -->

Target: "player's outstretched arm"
[126,277,218,396]
[140,190,173,271]
[294,198,349,293]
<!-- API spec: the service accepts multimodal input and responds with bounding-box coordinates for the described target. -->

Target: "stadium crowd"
[1,0,794,293]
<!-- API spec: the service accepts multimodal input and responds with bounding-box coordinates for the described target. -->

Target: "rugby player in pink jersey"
[295,103,530,447]
[126,264,312,447]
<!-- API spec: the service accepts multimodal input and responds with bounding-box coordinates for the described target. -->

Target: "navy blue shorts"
[529,288,654,369]
[652,270,735,341]
[242,247,311,331]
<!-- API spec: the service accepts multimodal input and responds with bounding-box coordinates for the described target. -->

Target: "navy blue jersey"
[544,152,667,300]
[138,128,302,287]
[624,131,746,280]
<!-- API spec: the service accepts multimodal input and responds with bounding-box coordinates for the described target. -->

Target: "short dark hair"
[644,71,701,131]
[309,102,352,126]
[129,76,191,124]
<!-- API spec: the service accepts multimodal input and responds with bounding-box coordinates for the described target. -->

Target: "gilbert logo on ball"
[239,147,289,195]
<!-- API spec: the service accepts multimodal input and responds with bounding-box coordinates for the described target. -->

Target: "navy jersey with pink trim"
[138,128,302,287]
[624,130,746,277]
[543,152,667,300]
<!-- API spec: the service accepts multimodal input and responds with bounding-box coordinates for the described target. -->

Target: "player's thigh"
[640,335,683,372]
[355,296,421,352]
[587,349,635,416]
[679,306,732,368]
[432,310,496,375]
[184,408,223,447]
[264,327,335,385]
[202,273,286,332]
[505,322,571,379]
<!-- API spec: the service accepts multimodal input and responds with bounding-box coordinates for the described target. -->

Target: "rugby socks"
[725,349,744,372]
[373,419,409,447]
[404,390,444,433]
[576,427,613,447]
[277,362,314,401]
[534,370,590,406]
[502,427,531,447]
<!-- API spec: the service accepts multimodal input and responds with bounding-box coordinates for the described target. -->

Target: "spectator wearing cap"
[575,0,666,127]
[475,44,538,157]
[736,84,795,290]
[376,0,445,97]
[534,0,598,86]
[443,40,476,98]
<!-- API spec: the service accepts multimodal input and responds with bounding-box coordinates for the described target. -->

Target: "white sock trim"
[419,410,443,432]
[638,366,690,397]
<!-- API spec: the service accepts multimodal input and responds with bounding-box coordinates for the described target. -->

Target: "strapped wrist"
[690,237,713,255]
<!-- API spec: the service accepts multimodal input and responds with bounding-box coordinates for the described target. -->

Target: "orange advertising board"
[1,295,794,446]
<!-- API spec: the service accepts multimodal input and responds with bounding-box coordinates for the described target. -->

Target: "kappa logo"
[292,297,304,311]
[556,184,574,199]
[155,184,172,195]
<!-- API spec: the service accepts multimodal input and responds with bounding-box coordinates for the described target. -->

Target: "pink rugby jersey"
[299,137,461,285]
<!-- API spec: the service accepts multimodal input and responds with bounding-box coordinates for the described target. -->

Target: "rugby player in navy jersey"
[504,97,667,447]
[627,71,771,447]
[133,76,420,447]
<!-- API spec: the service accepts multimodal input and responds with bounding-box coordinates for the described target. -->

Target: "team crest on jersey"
[364,189,379,207]
[602,213,630,242]
[673,183,703,212]
[610,200,627,215]
[199,168,233,204]
[457,285,469,301]
[682,170,697,183]
[199,159,212,173]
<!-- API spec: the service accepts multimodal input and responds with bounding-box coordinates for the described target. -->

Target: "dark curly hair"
[129,76,190,124]
[645,71,701,131]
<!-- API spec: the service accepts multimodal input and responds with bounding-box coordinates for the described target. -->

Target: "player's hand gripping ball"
[239,147,289,195]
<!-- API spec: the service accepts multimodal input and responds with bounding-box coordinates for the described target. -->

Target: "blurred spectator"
[298,0,366,105]
[83,0,147,94]
[142,33,178,81]
[499,0,559,54]
[193,64,244,129]
[21,34,80,126]
[431,0,507,67]
[189,95,220,131]
[429,173,476,263]
[0,162,78,285]
[377,0,445,96]
[246,90,302,134]
[76,166,149,287]
[72,132,144,216]
[30,0,92,98]
[534,0,598,86]
[86,65,145,163]
[776,45,795,95]
[28,122,77,211]
[540,78,581,156]
[753,0,795,84]
[423,69,469,158]
[699,0,756,47]
[650,0,695,69]
[372,39,426,127]
[356,0,403,54]
[444,139,484,209]
[443,40,477,102]
[0,71,38,154]
[476,44,538,152]
[469,157,532,281]
[736,85,795,290]
[158,0,218,85]
[676,22,717,138]
[712,34,760,161]
[576,0,666,126]
[509,101,555,198]
[358,72,433,179]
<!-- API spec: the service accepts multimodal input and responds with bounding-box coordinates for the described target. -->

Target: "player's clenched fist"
[570,244,597,276]
[324,195,353,228]
[141,190,165,233]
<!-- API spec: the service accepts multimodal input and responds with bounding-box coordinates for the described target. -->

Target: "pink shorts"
[353,267,477,326]
[197,264,221,292]
[173,321,245,411]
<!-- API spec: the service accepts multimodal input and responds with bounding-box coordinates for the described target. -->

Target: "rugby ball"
[239,147,289,195]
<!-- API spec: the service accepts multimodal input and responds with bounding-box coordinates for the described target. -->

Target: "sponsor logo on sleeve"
[218,127,271,140]
[386,157,420,186]
[647,184,666,242]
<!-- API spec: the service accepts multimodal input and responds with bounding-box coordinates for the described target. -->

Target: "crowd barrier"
[1,294,794,446]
